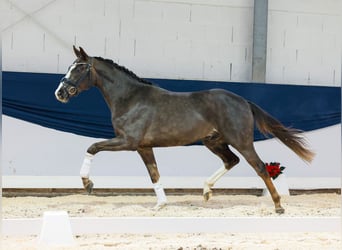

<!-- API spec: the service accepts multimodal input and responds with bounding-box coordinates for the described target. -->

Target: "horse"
[55,46,314,213]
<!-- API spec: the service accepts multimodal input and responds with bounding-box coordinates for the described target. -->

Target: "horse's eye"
[68,86,77,95]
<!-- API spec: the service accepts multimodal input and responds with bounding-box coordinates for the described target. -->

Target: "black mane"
[94,57,152,85]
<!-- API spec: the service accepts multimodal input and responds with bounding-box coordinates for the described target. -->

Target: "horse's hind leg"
[137,147,167,209]
[238,145,285,214]
[203,137,240,201]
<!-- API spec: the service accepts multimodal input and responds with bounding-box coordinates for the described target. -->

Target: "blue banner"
[3,71,341,141]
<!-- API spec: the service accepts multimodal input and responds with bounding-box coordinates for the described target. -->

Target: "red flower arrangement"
[265,162,285,180]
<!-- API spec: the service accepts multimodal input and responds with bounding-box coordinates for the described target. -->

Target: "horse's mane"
[94,57,152,85]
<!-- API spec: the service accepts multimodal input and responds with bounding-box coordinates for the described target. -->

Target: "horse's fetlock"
[82,177,94,194]
[204,181,213,189]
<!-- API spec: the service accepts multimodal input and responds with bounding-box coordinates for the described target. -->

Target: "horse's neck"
[95,67,149,116]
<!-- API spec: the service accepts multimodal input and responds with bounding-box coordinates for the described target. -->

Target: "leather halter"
[60,62,93,89]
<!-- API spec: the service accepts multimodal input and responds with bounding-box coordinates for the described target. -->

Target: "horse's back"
[155,87,253,130]
[190,88,252,119]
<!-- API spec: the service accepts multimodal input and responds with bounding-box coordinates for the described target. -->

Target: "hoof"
[82,178,94,194]
[203,190,212,202]
[203,182,213,202]
[153,201,167,211]
[275,207,285,214]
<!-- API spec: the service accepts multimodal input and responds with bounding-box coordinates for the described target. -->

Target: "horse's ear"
[79,47,89,61]
[73,45,81,58]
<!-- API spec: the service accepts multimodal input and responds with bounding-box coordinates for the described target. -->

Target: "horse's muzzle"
[55,82,70,103]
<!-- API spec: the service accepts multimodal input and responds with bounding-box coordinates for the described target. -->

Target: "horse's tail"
[248,101,315,163]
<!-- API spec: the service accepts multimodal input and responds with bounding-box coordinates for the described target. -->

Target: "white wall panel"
[2,0,340,85]
[202,59,229,81]
[161,2,191,23]
[174,23,206,41]
[2,0,256,82]
[134,1,164,21]
[190,4,222,24]
[268,0,341,15]
[267,0,341,86]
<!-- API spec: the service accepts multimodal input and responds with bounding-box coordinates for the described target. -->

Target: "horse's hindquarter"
[203,89,255,145]
[140,88,253,147]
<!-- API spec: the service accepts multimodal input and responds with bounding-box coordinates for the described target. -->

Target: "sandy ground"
[2,193,341,249]
[2,193,341,218]
[3,232,341,250]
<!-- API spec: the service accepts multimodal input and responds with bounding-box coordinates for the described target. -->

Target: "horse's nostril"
[68,86,77,95]
[56,90,65,99]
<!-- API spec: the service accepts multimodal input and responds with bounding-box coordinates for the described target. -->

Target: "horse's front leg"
[80,137,136,194]
[80,152,95,194]
[137,148,167,210]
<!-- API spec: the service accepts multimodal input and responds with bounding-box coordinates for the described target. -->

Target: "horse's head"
[55,46,95,103]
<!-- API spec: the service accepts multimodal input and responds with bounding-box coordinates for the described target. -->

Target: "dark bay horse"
[55,46,314,213]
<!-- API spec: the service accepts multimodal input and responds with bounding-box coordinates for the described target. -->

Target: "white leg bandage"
[80,153,94,178]
[206,166,228,186]
[154,181,167,207]
[204,166,228,196]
